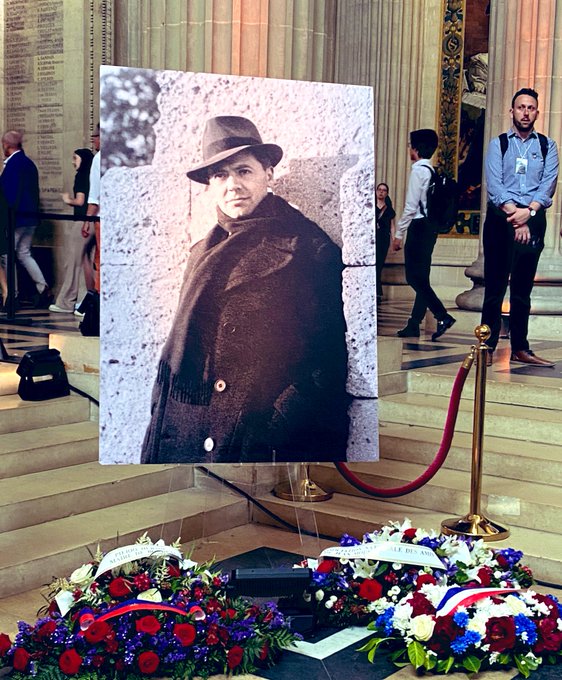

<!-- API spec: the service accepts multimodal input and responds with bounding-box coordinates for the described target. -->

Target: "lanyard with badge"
[514,137,534,175]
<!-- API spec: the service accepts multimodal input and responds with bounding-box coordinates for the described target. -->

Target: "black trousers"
[375,226,391,298]
[481,205,546,352]
[404,217,447,324]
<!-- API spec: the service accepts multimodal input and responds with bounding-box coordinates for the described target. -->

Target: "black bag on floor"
[78,290,100,337]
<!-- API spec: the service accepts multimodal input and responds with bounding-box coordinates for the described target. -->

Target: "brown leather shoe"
[510,350,555,367]
[486,350,493,367]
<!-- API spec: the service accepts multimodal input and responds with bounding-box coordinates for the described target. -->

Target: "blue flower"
[340,533,361,547]
[453,611,469,628]
[514,613,537,645]
[450,630,480,654]
[375,607,395,636]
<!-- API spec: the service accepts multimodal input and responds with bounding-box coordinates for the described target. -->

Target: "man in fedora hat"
[141,116,350,464]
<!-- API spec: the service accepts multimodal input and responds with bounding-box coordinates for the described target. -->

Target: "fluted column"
[334,0,442,205]
[113,0,336,81]
[457,0,562,313]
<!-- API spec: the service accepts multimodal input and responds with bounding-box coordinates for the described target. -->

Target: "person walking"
[392,129,456,340]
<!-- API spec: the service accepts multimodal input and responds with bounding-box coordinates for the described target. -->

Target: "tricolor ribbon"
[436,586,522,617]
[78,600,205,634]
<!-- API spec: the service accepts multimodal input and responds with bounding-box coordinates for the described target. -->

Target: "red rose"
[428,616,463,655]
[409,591,435,616]
[358,579,383,602]
[108,577,131,598]
[403,528,417,540]
[485,617,516,652]
[168,564,181,577]
[138,651,160,674]
[495,554,509,568]
[92,654,105,668]
[220,608,237,620]
[259,641,270,661]
[173,623,196,647]
[533,617,562,653]
[106,638,119,654]
[227,645,244,669]
[84,620,112,644]
[477,566,493,586]
[135,615,161,635]
[58,648,83,675]
[13,648,31,671]
[36,619,57,640]
[0,633,11,657]
[317,559,338,573]
[415,573,437,590]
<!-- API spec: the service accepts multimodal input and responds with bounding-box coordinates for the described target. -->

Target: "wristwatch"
[528,207,537,217]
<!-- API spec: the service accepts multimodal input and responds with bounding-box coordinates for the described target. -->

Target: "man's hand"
[82,221,92,238]
[506,207,531,228]
[513,224,531,244]
[392,237,403,252]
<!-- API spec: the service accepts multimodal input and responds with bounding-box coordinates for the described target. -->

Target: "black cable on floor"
[195,465,339,543]
[69,383,99,406]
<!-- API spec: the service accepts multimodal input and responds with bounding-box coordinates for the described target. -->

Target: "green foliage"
[461,655,481,673]
[407,640,427,669]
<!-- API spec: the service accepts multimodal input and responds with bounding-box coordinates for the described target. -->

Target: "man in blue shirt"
[481,88,559,367]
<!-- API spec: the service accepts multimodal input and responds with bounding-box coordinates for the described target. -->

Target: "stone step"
[380,392,562,446]
[0,463,192,533]
[379,422,562,486]
[253,492,562,585]
[0,393,91,435]
[308,461,562,535]
[0,489,249,599]
[407,369,562,410]
[0,363,19,396]
[0,421,99,478]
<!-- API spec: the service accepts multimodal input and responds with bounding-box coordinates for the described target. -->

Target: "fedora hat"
[187,116,283,184]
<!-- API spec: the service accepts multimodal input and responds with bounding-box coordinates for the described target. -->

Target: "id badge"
[515,157,528,174]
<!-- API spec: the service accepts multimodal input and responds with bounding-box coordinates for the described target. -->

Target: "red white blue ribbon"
[78,600,205,633]
[436,587,522,617]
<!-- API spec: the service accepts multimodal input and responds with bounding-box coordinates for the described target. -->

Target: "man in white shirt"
[392,128,456,340]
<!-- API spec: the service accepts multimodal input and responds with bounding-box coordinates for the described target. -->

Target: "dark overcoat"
[0,151,40,228]
[141,194,350,464]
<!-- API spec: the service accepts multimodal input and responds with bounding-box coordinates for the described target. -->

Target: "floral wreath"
[304,519,561,677]
[0,534,298,679]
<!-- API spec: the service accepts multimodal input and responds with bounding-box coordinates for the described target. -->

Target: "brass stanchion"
[274,463,333,502]
[441,324,510,541]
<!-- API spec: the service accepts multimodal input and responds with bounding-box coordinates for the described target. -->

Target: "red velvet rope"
[335,359,472,498]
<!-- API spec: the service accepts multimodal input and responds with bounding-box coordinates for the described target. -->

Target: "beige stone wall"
[99,67,377,464]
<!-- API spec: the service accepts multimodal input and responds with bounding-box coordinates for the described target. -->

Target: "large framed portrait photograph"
[100,66,378,464]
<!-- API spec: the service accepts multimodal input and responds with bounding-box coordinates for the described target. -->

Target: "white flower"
[392,563,403,570]
[392,603,414,634]
[352,559,375,579]
[181,558,198,570]
[315,589,325,602]
[505,594,531,616]
[325,596,337,610]
[372,597,391,614]
[411,614,436,641]
[388,586,401,597]
[467,613,487,638]
[137,588,162,602]
[69,563,94,586]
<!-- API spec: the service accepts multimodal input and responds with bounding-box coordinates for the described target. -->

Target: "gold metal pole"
[274,463,333,502]
[441,324,510,541]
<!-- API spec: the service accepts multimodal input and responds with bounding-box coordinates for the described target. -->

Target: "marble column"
[456,0,562,313]
[113,0,336,81]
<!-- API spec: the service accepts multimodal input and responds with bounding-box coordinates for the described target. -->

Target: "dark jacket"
[0,150,40,228]
[141,193,350,463]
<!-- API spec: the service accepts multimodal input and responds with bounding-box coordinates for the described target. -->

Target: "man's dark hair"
[511,88,538,108]
[410,129,438,159]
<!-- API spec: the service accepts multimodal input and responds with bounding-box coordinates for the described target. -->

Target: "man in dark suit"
[141,116,350,464]
[1,130,50,306]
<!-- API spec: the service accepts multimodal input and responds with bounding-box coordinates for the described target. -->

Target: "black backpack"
[419,165,459,234]
[499,131,548,161]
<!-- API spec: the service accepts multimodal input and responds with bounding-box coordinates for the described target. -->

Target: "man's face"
[208,151,273,218]
[511,95,539,134]
[2,139,11,158]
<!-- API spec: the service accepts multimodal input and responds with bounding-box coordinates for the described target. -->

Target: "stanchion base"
[441,514,510,542]
[274,480,333,503]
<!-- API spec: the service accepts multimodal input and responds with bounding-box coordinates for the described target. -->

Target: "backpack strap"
[418,164,435,217]
[499,133,508,157]
[500,131,548,162]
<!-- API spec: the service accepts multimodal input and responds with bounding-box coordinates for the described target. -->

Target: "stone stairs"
[253,351,562,586]
[0,339,250,601]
